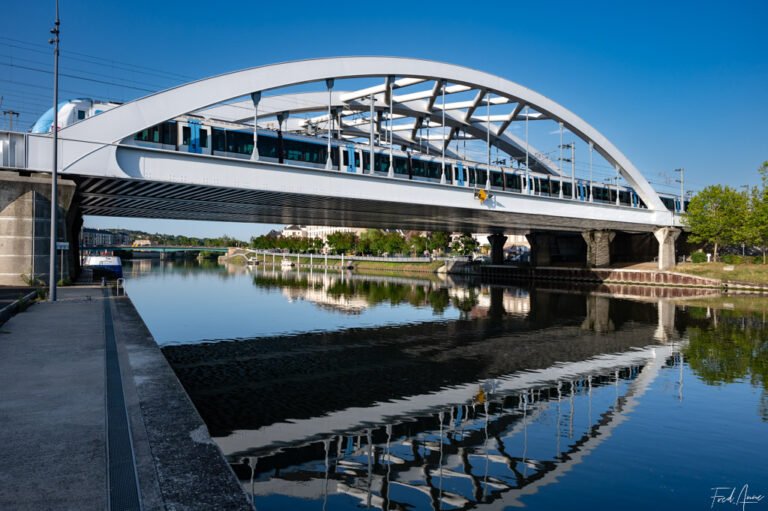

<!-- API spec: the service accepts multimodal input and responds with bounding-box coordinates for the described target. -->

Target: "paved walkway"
[0,286,252,510]
[0,287,107,510]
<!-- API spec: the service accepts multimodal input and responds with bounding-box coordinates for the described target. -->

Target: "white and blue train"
[31,99,687,212]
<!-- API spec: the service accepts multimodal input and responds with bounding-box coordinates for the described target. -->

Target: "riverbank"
[675,262,768,285]
[0,286,251,510]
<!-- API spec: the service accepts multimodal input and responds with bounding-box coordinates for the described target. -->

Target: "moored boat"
[83,255,123,279]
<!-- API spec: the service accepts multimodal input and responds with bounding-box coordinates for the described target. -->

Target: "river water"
[123,259,768,511]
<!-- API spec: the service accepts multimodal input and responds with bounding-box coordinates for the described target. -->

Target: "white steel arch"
[60,56,665,210]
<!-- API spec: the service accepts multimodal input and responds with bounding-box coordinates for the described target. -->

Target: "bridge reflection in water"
[162,272,709,510]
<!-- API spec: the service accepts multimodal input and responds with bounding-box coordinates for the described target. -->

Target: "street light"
[48,0,60,302]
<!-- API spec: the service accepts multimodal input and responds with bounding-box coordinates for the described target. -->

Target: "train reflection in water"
[224,348,682,511]
[161,271,719,510]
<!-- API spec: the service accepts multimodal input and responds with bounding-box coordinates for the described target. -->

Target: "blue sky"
[2,0,766,240]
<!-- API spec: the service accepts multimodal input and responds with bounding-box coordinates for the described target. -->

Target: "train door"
[180,120,211,154]
[345,144,356,173]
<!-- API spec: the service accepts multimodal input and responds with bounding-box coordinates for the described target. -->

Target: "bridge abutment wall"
[0,172,76,286]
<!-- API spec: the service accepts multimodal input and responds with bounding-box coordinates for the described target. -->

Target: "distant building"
[280,225,365,242]
[281,225,306,238]
[132,239,153,247]
[450,233,530,250]
[81,228,131,247]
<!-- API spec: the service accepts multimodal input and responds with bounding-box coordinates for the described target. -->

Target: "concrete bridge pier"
[525,232,553,266]
[0,173,75,286]
[654,227,681,270]
[487,234,507,265]
[581,230,615,268]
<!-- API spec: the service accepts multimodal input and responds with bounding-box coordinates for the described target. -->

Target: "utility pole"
[674,168,685,213]
[49,0,60,302]
[3,110,19,131]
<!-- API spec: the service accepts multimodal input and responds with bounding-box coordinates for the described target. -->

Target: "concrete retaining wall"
[479,265,723,288]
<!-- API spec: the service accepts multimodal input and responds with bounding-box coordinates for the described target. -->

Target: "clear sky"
[2,0,766,240]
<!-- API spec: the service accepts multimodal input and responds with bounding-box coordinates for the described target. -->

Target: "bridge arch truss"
[57,57,666,212]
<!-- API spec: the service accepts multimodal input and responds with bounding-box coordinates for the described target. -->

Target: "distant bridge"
[83,245,229,253]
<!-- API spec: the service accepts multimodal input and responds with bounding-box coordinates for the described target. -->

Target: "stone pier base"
[582,230,615,268]
[0,172,75,285]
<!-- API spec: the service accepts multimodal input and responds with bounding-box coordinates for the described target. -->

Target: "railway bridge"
[0,57,684,285]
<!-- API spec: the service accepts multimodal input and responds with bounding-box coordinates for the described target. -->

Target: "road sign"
[56,242,69,250]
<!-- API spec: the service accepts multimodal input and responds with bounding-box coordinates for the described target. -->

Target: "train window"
[342,149,361,168]
[161,122,177,146]
[490,170,503,187]
[393,156,408,175]
[77,110,86,120]
[257,136,277,158]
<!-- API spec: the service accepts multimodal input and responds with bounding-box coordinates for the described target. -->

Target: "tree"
[358,229,384,255]
[381,231,407,255]
[326,231,358,254]
[683,185,748,261]
[747,162,768,264]
[408,233,429,256]
[427,231,451,254]
[450,233,479,256]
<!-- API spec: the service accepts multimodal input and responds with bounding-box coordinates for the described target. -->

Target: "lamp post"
[48,0,60,302]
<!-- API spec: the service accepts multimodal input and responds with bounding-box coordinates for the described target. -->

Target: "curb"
[0,290,39,326]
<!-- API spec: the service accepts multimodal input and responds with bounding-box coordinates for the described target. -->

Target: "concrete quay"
[0,286,252,510]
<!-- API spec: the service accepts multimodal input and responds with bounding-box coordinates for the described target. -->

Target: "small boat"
[83,255,123,279]
[280,258,295,269]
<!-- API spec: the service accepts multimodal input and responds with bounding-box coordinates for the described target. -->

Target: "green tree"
[683,185,748,261]
[326,231,358,254]
[408,233,429,256]
[358,229,384,255]
[746,162,768,264]
[450,233,479,256]
[381,231,407,255]
[427,231,451,254]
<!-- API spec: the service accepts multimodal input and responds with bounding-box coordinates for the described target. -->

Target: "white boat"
[83,255,123,279]
[280,258,295,269]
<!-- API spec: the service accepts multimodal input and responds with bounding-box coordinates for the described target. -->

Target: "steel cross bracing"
[198,80,559,176]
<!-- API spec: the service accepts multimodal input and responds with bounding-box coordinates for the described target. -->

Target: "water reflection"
[682,302,768,421]
[144,264,768,510]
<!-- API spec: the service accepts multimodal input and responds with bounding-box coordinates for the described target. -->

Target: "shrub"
[690,252,707,263]
[721,254,742,264]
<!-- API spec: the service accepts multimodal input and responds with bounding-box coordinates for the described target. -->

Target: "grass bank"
[676,262,768,285]
[228,255,444,273]
[352,260,445,273]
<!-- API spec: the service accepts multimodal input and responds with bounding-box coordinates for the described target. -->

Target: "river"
[123,259,768,511]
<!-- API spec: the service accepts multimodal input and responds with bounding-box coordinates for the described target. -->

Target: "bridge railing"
[0,131,27,169]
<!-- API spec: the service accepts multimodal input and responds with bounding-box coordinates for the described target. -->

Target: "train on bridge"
[31,98,688,213]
